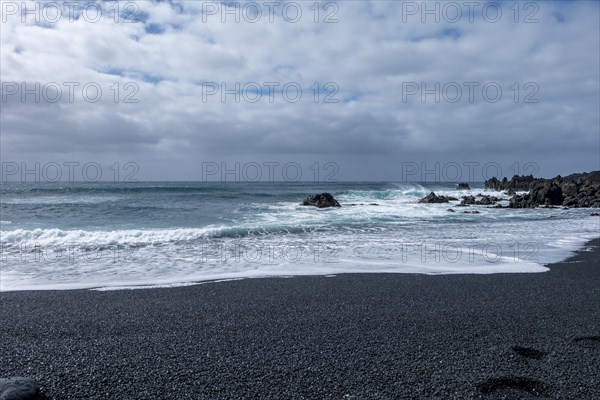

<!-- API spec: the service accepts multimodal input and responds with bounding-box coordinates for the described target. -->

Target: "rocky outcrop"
[489,171,600,208]
[302,193,341,208]
[418,192,457,203]
[460,195,500,206]
[0,377,41,400]
[457,182,470,190]
[509,182,564,208]
[485,175,542,191]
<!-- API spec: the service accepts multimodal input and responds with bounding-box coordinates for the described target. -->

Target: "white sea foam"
[0,226,227,247]
[1,190,598,291]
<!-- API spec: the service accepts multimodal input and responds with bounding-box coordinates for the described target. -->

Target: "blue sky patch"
[145,23,165,34]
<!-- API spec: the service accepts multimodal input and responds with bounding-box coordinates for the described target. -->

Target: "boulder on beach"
[0,377,41,400]
[302,193,341,208]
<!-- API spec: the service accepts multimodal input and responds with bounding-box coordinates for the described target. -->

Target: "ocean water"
[1,181,598,291]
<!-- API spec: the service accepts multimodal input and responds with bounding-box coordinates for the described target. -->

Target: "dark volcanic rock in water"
[461,195,476,205]
[418,192,456,203]
[0,377,41,400]
[460,195,500,206]
[477,195,495,205]
[302,193,341,208]
[456,182,470,190]
[485,175,541,191]
[532,182,564,206]
[510,182,564,208]
[486,171,600,208]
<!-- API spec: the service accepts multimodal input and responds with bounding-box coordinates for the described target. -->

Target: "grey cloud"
[1,0,598,180]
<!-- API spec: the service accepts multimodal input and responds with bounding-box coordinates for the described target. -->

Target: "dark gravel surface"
[1,239,599,399]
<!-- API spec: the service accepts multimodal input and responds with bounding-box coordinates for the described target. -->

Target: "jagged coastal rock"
[302,193,341,208]
[414,171,599,209]
[0,377,41,400]
[460,195,500,206]
[485,175,540,191]
[457,182,470,190]
[418,192,458,204]
[485,171,600,208]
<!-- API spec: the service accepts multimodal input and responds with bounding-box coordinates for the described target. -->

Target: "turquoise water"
[1,182,598,290]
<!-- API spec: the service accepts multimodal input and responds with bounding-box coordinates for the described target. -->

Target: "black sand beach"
[1,239,599,399]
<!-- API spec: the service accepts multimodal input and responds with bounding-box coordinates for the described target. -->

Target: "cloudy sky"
[1,0,599,181]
